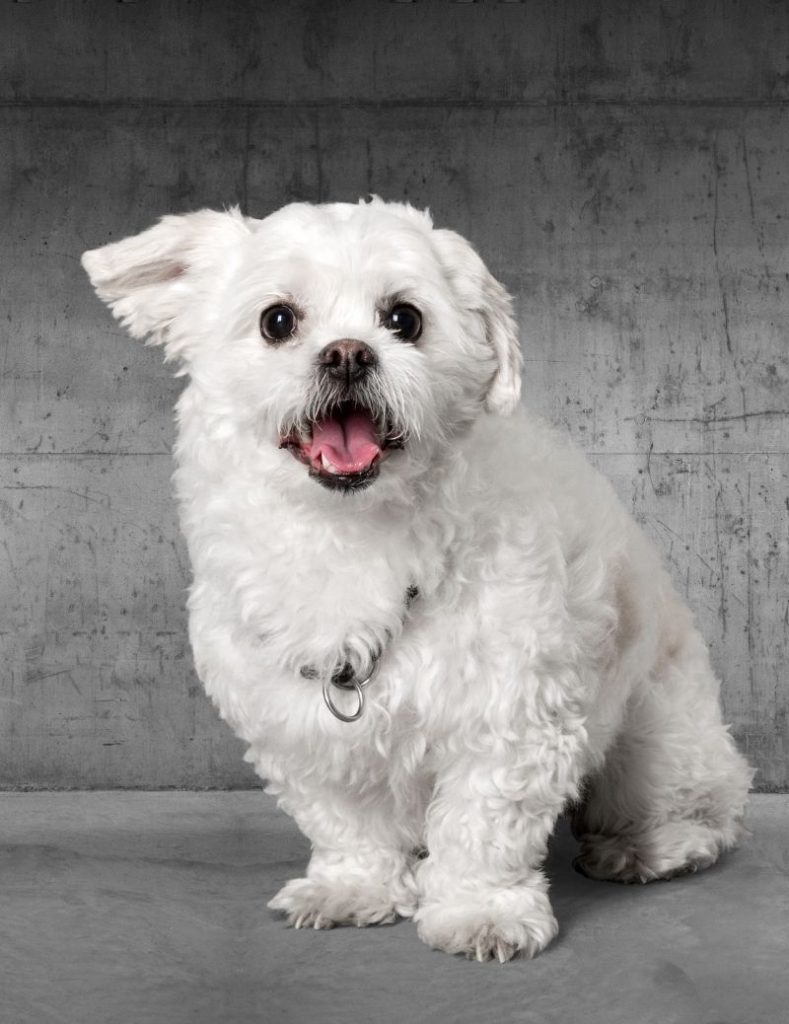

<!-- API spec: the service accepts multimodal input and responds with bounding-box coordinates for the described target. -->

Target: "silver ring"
[355,665,376,689]
[323,676,365,722]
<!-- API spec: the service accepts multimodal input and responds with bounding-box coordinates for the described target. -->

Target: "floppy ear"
[81,208,250,349]
[431,228,523,416]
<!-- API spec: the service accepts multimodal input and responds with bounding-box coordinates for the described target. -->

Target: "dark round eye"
[260,304,297,343]
[384,303,422,342]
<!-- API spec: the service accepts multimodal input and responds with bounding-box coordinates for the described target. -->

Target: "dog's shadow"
[542,816,613,932]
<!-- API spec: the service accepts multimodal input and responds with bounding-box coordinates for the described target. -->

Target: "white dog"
[82,198,752,962]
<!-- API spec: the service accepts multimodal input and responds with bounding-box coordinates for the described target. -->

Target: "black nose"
[318,339,378,384]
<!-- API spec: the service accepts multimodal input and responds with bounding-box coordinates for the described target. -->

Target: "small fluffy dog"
[83,198,752,962]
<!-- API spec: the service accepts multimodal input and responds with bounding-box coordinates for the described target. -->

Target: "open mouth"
[279,402,404,491]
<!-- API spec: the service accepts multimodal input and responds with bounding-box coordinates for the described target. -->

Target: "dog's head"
[82,199,521,500]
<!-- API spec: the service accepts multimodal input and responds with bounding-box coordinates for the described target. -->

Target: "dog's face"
[83,199,522,500]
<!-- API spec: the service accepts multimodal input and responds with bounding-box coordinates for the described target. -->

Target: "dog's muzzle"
[279,340,406,492]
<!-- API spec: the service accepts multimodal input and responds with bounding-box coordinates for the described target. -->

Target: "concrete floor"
[1,793,786,1024]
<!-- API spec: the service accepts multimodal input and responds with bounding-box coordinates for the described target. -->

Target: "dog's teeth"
[320,453,341,475]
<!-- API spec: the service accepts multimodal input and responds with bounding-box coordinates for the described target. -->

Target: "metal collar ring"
[313,584,418,723]
[322,676,365,722]
[322,664,377,723]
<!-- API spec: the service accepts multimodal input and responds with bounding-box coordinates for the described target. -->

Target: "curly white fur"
[82,198,753,962]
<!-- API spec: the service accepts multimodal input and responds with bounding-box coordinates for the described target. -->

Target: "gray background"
[1,0,786,790]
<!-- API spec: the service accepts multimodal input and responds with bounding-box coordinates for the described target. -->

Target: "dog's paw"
[268,877,402,929]
[574,824,724,884]
[414,887,558,962]
[574,837,660,884]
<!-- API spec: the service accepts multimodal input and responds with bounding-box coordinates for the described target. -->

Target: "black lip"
[308,461,380,492]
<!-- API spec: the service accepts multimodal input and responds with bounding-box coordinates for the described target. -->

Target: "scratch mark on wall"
[25,668,82,697]
[0,484,111,508]
[313,118,324,201]
[645,440,656,496]
[740,128,769,281]
[711,464,727,637]
[746,471,756,698]
[711,137,733,356]
[1,539,19,585]
[241,106,251,211]
[654,519,718,578]
[640,410,788,427]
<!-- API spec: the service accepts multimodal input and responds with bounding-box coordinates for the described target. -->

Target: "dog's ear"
[82,208,250,348]
[431,229,522,416]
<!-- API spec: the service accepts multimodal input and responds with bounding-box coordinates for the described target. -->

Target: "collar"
[300,585,419,723]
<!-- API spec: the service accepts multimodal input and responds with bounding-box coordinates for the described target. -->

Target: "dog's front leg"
[414,715,585,962]
[267,780,418,930]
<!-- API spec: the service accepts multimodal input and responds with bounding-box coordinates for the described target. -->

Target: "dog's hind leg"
[572,624,753,883]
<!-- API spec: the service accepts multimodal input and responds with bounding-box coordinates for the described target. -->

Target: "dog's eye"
[383,303,422,343]
[260,304,297,343]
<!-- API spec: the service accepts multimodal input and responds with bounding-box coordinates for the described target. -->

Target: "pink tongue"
[310,410,381,474]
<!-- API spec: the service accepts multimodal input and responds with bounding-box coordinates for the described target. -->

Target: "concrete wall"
[1,0,786,789]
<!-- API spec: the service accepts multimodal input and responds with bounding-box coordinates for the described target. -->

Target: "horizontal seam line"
[0,451,171,457]
[1,450,787,459]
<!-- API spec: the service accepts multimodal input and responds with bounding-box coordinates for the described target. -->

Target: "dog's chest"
[196,494,437,674]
